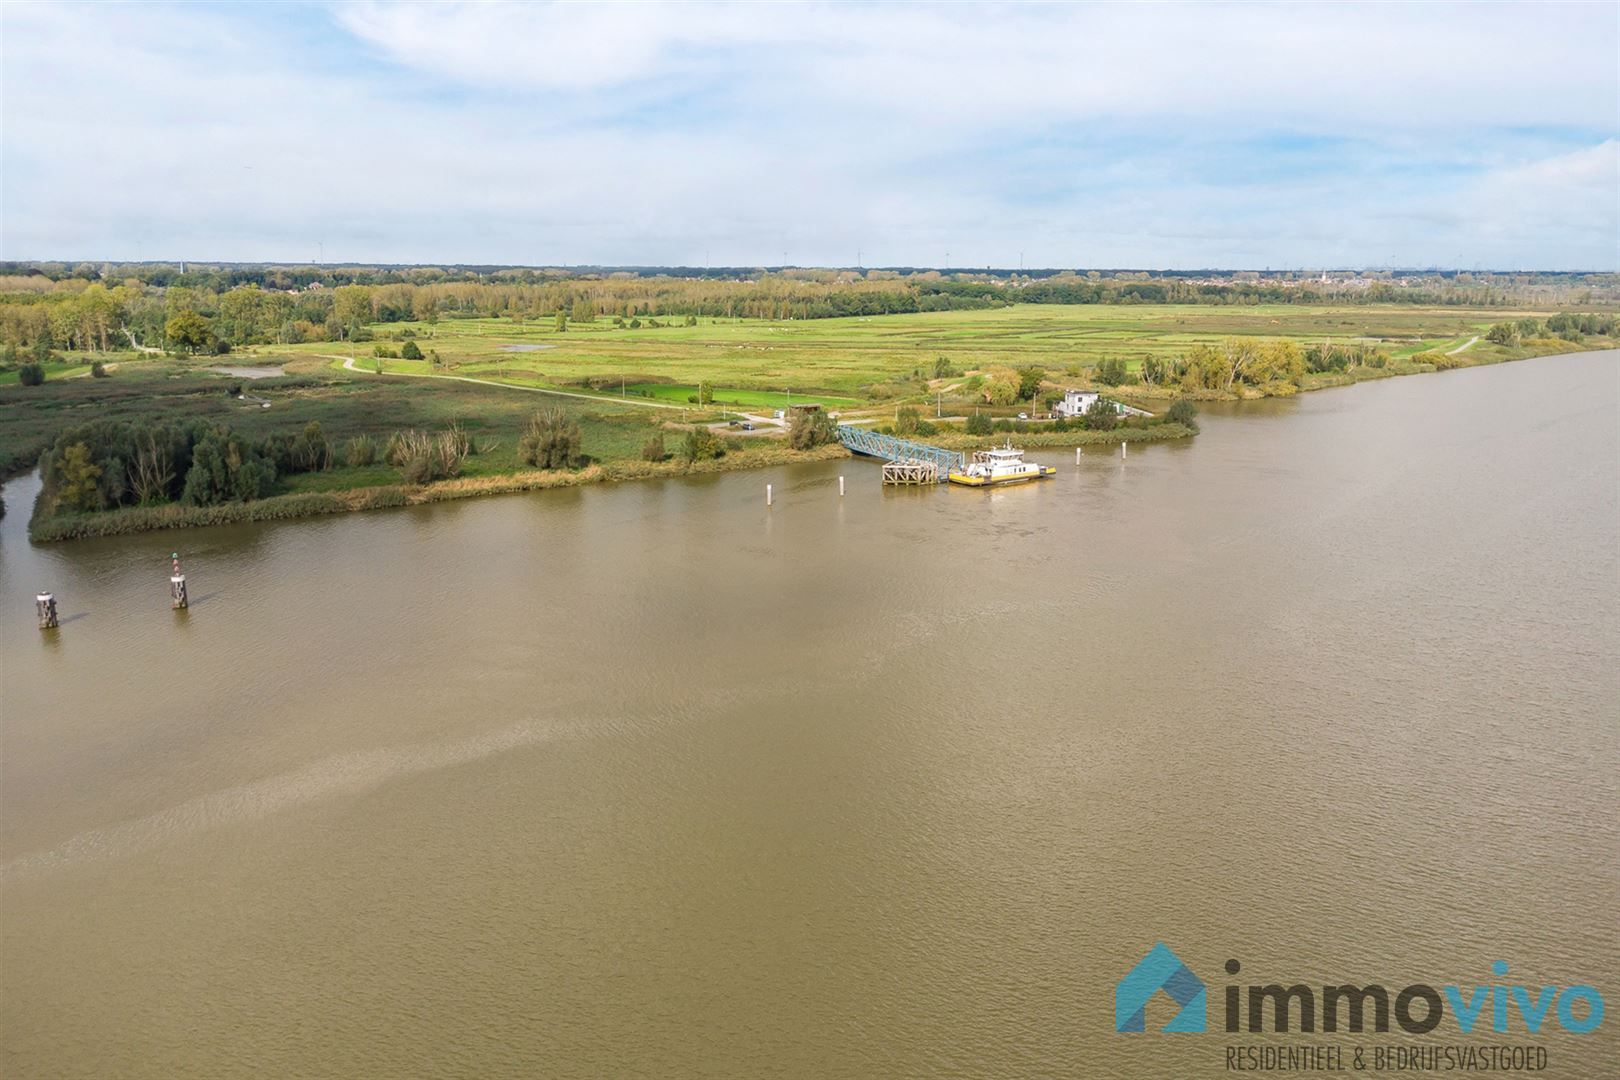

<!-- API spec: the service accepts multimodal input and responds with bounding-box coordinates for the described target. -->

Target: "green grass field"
[269,303,1553,402]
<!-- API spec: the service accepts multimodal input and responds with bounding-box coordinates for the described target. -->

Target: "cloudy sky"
[2,1,1616,269]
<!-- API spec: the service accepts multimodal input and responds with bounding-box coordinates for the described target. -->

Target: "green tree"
[894,406,921,435]
[554,311,568,332]
[18,362,45,386]
[1165,398,1199,430]
[400,339,423,360]
[697,382,713,405]
[788,408,836,450]
[165,310,213,353]
[332,285,373,339]
[55,443,104,512]
[642,433,667,461]
[1018,367,1045,400]
[571,297,595,323]
[965,411,993,435]
[983,366,1019,405]
[1096,357,1131,386]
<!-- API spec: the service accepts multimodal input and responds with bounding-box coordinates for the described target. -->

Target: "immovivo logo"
[1115,947,1605,1035]
[1115,943,1207,1032]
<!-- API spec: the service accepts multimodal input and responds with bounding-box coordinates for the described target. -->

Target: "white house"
[1052,389,1123,418]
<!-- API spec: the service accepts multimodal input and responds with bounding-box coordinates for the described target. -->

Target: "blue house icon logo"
[1116,943,1206,1032]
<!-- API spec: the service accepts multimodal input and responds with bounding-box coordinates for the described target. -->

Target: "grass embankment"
[28,442,851,541]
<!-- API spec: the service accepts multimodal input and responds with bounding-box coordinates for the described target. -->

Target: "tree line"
[4,265,1614,354]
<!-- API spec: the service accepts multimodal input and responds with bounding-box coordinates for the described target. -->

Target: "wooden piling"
[882,459,938,485]
[36,592,58,630]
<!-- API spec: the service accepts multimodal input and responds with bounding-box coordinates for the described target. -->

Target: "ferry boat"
[947,443,1057,487]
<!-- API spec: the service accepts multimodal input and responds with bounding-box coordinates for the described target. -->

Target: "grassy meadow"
[271,302,1559,402]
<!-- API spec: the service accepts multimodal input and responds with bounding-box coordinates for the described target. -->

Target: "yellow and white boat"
[947,444,1057,487]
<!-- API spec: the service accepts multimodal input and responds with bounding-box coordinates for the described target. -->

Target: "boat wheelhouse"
[946,443,1057,487]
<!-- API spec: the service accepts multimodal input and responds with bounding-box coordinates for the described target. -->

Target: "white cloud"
[1,2,1615,267]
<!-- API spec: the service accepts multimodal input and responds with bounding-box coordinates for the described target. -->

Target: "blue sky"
[2,1,1616,269]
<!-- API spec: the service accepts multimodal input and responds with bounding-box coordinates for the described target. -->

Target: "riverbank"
[24,443,853,542]
[4,323,1611,542]
[921,422,1197,452]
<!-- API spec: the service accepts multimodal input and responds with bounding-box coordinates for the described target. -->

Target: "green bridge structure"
[836,425,965,483]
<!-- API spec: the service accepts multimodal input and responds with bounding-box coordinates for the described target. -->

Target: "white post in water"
[36,592,58,630]
[1076,447,1082,464]
[767,484,773,506]
[1122,441,1128,459]
[839,476,845,496]
[170,552,188,610]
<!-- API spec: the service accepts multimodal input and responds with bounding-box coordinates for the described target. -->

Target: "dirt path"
[325,355,690,411]
[1448,335,1480,355]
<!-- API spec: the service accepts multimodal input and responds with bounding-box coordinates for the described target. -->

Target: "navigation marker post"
[767,484,773,507]
[170,552,189,610]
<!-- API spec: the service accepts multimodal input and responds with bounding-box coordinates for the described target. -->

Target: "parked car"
[1017,412,1028,420]
[741,422,754,431]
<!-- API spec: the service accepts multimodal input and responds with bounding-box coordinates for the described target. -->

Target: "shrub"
[18,362,44,386]
[517,408,583,469]
[681,426,724,461]
[788,408,837,450]
[894,406,920,435]
[400,340,423,360]
[394,427,469,484]
[1165,398,1199,429]
[1083,397,1118,431]
[345,434,377,467]
[642,434,667,462]
[964,411,993,435]
[384,431,411,466]
[993,418,1014,432]
[90,361,109,378]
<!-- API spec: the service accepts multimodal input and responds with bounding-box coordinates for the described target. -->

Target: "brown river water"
[2,351,1617,1078]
